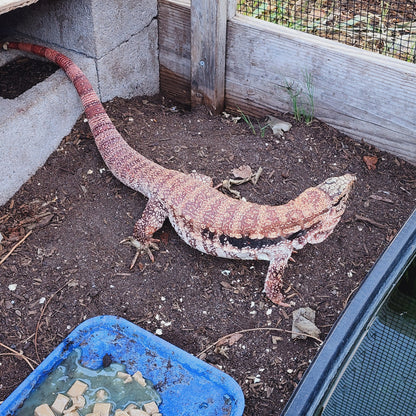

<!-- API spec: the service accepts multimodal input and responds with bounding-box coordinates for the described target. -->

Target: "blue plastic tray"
[0,316,245,415]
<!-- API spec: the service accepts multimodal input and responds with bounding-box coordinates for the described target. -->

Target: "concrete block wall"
[0,0,159,205]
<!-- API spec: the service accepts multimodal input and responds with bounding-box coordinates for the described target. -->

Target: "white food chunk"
[142,401,159,415]
[34,404,55,416]
[51,393,70,414]
[66,380,88,397]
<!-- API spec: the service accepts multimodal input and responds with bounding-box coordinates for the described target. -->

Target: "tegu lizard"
[2,42,355,306]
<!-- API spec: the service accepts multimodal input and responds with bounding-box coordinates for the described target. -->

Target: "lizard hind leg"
[121,197,168,268]
[264,245,293,306]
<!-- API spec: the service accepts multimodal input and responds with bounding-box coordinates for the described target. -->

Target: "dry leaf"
[363,155,378,170]
[217,333,243,347]
[232,165,253,179]
[266,116,292,136]
[159,231,170,245]
[292,307,321,340]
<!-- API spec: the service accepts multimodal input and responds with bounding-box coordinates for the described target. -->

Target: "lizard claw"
[120,236,160,268]
[267,291,291,307]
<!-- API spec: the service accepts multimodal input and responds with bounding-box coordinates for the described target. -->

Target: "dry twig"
[34,280,73,361]
[0,341,38,370]
[355,214,387,229]
[197,326,322,358]
[0,230,33,266]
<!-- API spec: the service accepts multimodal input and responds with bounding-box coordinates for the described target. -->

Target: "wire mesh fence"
[237,0,416,62]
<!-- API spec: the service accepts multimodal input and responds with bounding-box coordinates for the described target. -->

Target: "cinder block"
[0,48,97,206]
[1,0,157,59]
[0,0,96,56]
[97,21,159,101]
[0,0,159,206]
[90,0,157,58]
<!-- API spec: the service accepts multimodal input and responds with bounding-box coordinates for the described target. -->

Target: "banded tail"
[3,41,161,196]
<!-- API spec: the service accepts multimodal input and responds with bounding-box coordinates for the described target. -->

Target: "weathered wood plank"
[227,0,237,19]
[190,0,227,113]
[226,15,416,163]
[160,65,191,106]
[158,0,191,104]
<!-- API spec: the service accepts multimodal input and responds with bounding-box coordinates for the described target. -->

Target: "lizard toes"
[120,236,159,267]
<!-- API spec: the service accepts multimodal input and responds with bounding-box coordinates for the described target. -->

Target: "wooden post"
[190,0,227,114]
[228,0,238,19]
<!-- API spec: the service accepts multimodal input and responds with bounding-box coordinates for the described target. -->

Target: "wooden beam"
[227,0,237,18]
[159,0,191,106]
[190,0,227,113]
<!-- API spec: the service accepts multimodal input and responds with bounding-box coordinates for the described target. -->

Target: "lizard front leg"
[122,197,168,267]
[264,244,293,306]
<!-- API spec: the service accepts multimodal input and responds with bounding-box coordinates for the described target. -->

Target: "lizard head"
[291,174,356,247]
[317,173,356,215]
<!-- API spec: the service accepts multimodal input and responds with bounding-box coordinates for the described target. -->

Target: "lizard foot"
[266,292,290,307]
[120,236,159,268]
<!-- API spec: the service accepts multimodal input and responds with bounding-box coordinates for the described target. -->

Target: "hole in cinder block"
[0,57,59,99]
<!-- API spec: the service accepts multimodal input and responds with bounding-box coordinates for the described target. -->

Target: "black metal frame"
[281,209,416,416]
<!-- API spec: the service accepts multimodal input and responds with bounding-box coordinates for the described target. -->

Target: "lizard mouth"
[318,174,356,207]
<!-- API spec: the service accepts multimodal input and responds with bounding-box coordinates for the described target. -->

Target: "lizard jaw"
[317,174,356,209]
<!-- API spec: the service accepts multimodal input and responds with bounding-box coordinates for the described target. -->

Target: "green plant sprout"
[237,107,270,137]
[284,71,315,124]
[237,107,256,134]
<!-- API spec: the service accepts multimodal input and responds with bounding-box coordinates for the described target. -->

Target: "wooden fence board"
[158,0,191,105]
[159,1,416,163]
[190,0,227,113]
[226,15,416,163]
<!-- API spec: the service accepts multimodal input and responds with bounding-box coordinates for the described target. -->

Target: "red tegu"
[2,42,356,306]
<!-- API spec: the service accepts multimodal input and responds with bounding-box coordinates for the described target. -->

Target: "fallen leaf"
[363,155,378,170]
[220,281,233,290]
[266,116,292,136]
[159,231,170,245]
[217,333,243,347]
[232,165,253,179]
[292,307,321,340]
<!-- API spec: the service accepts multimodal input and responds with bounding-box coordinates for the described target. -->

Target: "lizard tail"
[3,41,159,196]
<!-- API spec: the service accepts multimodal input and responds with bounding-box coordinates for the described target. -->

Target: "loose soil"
[1,87,416,414]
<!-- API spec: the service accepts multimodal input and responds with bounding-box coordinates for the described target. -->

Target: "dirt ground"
[1,65,416,415]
